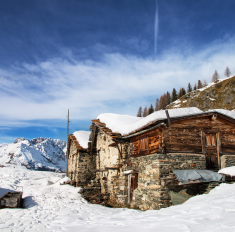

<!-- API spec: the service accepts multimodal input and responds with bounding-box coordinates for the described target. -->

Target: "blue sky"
[1,0,235,143]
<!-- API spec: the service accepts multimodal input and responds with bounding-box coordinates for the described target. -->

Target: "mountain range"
[0,137,67,172]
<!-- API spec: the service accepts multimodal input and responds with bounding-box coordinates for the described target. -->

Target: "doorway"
[202,131,221,170]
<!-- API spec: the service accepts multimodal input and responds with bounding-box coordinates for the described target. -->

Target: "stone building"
[67,108,235,210]
[66,131,95,186]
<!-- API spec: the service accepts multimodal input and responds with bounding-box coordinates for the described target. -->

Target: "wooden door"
[129,174,138,203]
[205,133,218,169]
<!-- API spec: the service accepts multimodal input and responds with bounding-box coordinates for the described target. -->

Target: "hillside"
[167,75,235,111]
[0,137,67,172]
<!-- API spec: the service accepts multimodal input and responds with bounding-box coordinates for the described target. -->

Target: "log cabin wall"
[164,115,235,154]
[130,127,162,157]
[164,115,235,169]
[130,115,235,169]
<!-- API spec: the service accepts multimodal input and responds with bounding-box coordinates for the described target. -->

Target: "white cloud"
[0,37,235,124]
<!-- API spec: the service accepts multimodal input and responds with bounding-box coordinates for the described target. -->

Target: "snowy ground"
[1,166,235,232]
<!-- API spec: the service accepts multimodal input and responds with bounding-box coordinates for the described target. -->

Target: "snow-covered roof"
[97,107,203,135]
[97,107,235,136]
[73,131,90,149]
[208,109,235,120]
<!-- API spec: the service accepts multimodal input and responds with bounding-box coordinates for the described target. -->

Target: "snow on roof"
[218,166,235,176]
[97,107,203,135]
[208,109,235,120]
[73,131,90,149]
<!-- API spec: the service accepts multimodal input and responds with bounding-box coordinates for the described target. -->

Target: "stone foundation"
[221,155,235,169]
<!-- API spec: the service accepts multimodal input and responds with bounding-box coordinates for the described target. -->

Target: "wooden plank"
[217,132,222,168]
[201,131,206,155]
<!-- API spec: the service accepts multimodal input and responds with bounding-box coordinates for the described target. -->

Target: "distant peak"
[14,137,25,144]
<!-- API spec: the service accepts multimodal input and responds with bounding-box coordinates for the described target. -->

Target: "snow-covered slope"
[0,137,67,172]
[1,166,235,231]
[167,74,235,111]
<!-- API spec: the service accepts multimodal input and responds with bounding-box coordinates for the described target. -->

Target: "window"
[139,136,148,151]
[206,134,216,147]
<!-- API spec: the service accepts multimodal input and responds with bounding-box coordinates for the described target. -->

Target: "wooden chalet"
[67,108,235,210]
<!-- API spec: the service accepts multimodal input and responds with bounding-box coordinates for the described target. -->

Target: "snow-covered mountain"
[0,137,67,172]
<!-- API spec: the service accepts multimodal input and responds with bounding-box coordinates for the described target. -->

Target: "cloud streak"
[154,0,159,54]
[0,37,235,125]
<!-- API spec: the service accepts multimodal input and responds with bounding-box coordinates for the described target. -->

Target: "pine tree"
[178,87,186,98]
[137,106,142,117]
[171,88,178,102]
[148,104,154,115]
[155,98,159,111]
[212,70,219,83]
[166,91,171,105]
[224,67,231,77]
[187,83,192,93]
[143,107,148,117]
[197,80,203,89]
[194,83,197,90]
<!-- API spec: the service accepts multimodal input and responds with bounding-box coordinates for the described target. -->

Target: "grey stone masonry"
[122,153,206,210]
[221,155,235,169]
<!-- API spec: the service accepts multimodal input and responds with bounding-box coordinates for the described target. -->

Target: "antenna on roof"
[67,109,70,140]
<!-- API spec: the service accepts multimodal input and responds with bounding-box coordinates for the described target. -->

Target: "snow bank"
[2,166,235,231]
[73,131,90,148]
[219,166,235,176]
[98,107,203,135]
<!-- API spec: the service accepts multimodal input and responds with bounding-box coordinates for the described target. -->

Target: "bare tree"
[203,79,207,87]
[143,107,148,117]
[212,70,219,83]
[137,106,142,117]
[224,67,231,77]
[155,98,159,111]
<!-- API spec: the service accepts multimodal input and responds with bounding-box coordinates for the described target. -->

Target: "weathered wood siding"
[130,115,235,157]
[165,116,235,154]
[130,128,161,157]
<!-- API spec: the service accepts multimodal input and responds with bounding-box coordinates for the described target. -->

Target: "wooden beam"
[165,110,171,127]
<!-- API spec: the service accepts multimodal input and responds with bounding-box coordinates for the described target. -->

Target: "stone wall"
[95,129,121,195]
[221,155,235,169]
[123,152,206,210]
[67,140,96,186]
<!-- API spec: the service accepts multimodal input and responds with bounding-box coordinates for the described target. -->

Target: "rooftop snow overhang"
[68,134,88,152]
[122,111,235,138]
[92,110,235,140]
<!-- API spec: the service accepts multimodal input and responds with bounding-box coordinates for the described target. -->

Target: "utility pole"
[66,109,70,177]
[67,109,70,139]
